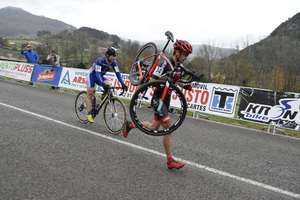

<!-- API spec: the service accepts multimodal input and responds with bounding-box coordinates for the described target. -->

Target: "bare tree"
[197,41,220,80]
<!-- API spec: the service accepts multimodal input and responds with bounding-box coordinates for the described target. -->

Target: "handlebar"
[119,87,126,96]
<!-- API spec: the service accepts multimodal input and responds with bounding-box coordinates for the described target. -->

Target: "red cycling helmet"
[173,40,193,55]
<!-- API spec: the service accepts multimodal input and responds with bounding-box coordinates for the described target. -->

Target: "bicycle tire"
[103,97,127,134]
[129,80,187,136]
[129,42,158,86]
[75,91,96,124]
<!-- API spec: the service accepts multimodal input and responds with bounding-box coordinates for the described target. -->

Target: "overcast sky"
[0,0,299,47]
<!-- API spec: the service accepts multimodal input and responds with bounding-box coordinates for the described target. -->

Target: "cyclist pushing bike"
[86,47,128,123]
[122,38,194,170]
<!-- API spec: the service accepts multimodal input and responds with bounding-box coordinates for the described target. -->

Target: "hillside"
[235,12,300,71]
[219,12,300,92]
[0,7,76,37]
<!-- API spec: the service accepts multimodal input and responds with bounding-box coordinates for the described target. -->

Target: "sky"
[0,0,299,48]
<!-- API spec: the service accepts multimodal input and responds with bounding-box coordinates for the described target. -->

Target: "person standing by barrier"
[21,43,39,64]
[46,49,61,89]
[46,49,60,66]
[21,43,39,85]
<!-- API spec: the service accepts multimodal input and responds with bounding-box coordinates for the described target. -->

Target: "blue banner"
[31,64,63,86]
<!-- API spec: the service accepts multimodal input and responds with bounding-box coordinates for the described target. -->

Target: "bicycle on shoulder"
[129,61,202,136]
[75,86,127,135]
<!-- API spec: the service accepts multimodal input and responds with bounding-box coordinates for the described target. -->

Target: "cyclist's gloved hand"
[122,84,128,92]
[183,84,193,91]
[102,84,110,93]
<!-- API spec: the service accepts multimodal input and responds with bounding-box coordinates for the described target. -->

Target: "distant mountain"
[221,12,300,91]
[270,12,300,38]
[228,12,300,72]
[0,6,76,37]
[193,44,236,59]
[75,27,121,44]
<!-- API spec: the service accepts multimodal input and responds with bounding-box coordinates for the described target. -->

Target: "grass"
[188,111,300,138]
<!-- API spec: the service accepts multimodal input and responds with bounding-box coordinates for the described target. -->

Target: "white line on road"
[0,102,299,199]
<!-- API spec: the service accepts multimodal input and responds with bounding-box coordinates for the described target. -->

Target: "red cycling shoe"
[167,156,185,170]
[122,121,135,138]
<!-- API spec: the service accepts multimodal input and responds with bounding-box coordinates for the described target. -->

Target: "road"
[0,79,299,200]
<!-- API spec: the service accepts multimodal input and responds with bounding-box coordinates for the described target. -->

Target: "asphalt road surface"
[0,79,299,200]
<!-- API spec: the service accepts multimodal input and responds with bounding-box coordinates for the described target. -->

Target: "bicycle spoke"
[130,42,157,86]
[103,98,126,134]
[129,80,187,136]
[75,91,93,123]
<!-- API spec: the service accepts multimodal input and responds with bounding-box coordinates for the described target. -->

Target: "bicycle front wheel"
[129,80,187,136]
[129,42,157,86]
[103,97,127,134]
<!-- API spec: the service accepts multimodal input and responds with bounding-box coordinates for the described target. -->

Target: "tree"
[197,42,220,80]
[0,37,4,47]
[37,30,51,37]
[273,65,286,91]
[188,56,207,74]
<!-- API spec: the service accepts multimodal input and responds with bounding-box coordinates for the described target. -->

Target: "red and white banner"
[0,61,34,81]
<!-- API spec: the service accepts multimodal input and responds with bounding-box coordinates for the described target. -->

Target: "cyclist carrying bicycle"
[122,40,193,170]
[86,47,128,123]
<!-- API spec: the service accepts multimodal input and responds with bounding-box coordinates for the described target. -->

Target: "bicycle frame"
[92,88,118,117]
[135,35,175,85]
[135,53,175,107]
[137,52,175,84]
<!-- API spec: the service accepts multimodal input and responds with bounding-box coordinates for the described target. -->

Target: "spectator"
[46,49,61,90]
[21,43,39,64]
[21,43,39,86]
[46,50,60,66]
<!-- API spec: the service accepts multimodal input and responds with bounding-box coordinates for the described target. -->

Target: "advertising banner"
[59,69,131,93]
[106,74,239,118]
[59,68,89,91]
[238,88,300,129]
[173,82,211,112]
[106,73,139,97]
[31,65,63,86]
[206,84,240,118]
[0,60,34,81]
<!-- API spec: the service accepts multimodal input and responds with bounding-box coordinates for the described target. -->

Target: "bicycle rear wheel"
[103,97,126,134]
[129,42,157,86]
[75,91,96,124]
[129,80,187,136]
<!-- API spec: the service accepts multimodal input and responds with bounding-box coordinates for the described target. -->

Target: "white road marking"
[0,102,299,199]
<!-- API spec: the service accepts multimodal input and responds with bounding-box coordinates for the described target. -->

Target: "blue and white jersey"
[87,56,125,87]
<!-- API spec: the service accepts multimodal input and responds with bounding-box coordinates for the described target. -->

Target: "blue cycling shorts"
[86,72,107,88]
